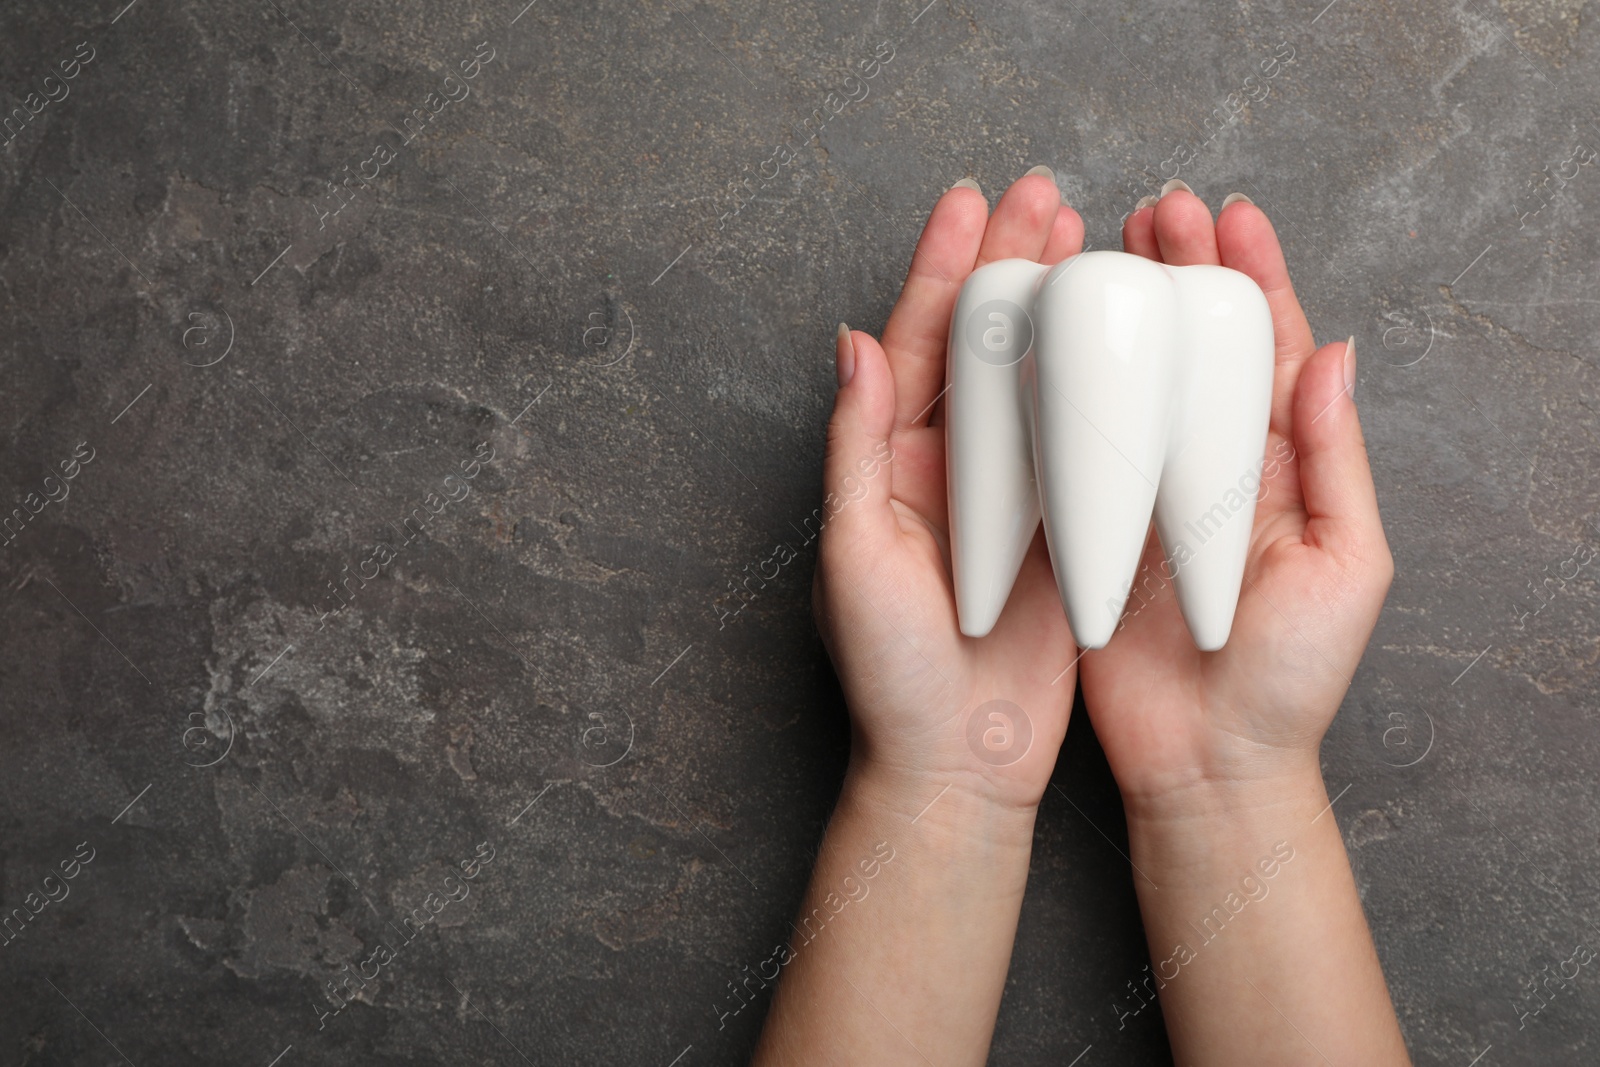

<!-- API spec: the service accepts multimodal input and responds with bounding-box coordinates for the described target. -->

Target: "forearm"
[752,760,1038,1066]
[1122,761,1410,1065]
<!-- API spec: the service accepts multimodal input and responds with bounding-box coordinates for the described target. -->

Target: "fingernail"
[1160,178,1194,198]
[1024,164,1055,183]
[1220,192,1254,209]
[951,177,982,194]
[1135,195,1159,210]
[837,322,856,388]
[1343,335,1357,401]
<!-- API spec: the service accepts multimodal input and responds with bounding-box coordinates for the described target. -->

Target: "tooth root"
[1032,252,1178,649]
[1153,265,1275,651]
[946,258,1050,637]
[950,252,1274,651]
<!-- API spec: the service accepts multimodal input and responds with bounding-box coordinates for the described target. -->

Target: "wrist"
[1117,740,1325,827]
[845,693,1070,818]
[841,754,1040,860]
[1122,757,1330,880]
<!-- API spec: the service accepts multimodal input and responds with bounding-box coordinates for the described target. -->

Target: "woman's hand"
[757,170,1085,1067]
[1080,186,1395,819]
[813,168,1084,813]
[1079,185,1410,1066]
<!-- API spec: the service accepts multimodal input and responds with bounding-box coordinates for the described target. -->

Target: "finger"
[973,168,1061,268]
[881,181,989,432]
[1040,204,1086,264]
[1152,180,1220,266]
[1122,197,1160,260]
[1215,195,1319,441]
[1291,336,1389,572]
[821,325,901,558]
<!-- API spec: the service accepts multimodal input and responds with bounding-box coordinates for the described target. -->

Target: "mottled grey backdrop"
[0,0,1596,1063]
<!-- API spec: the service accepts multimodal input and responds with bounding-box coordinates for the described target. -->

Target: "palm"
[1078,190,1392,807]
[1081,430,1339,797]
[814,171,1087,807]
[829,424,1077,801]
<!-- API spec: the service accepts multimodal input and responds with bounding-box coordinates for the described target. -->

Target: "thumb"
[1291,336,1390,571]
[819,324,899,557]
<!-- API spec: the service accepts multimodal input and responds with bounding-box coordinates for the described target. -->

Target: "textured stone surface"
[0,0,1597,1063]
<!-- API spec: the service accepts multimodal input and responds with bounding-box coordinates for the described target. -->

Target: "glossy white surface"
[945,258,1050,638]
[945,251,1274,650]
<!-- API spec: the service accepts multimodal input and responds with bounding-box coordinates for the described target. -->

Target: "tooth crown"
[946,251,1274,650]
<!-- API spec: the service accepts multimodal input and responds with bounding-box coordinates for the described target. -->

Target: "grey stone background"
[0,0,1596,1063]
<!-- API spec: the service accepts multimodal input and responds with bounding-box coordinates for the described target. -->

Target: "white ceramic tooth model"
[945,251,1274,651]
